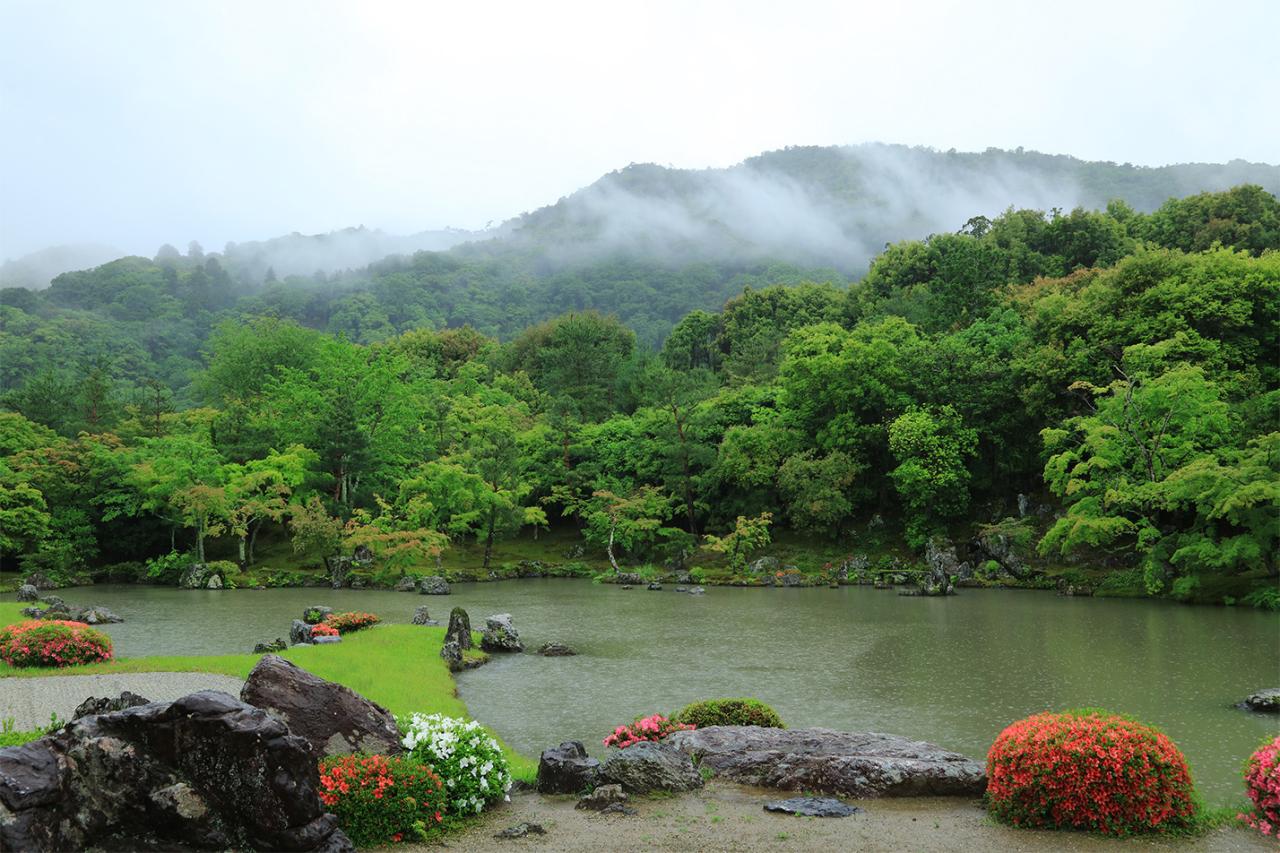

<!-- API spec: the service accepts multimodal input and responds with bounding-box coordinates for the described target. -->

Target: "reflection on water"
[62,581,1279,803]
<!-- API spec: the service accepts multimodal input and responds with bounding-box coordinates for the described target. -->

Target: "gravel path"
[1,672,245,729]
[423,783,1271,853]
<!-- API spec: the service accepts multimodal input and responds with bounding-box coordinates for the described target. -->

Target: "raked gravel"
[1,672,245,730]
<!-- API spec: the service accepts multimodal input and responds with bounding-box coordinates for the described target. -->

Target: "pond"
[58,581,1279,804]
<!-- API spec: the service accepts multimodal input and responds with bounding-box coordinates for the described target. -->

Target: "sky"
[1,0,1278,260]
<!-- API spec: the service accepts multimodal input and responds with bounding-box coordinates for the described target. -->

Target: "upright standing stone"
[481,613,524,652]
[445,607,472,650]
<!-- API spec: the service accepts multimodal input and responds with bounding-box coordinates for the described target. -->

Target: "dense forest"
[1,177,1276,606]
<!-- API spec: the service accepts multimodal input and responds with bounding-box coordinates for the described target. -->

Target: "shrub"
[310,623,339,638]
[986,709,1198,835]
[603,713,694,749]
[324,611,380,634]
[674,698,785,729]
[401,714,511,815]
[0,620,114,668]
[144,551,190,585]
[0,715,63,748]
[317,754,446,846]
[1239,736,1280,838]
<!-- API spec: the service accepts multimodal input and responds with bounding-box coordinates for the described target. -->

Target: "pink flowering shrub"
[1239,736,1280,838]
[603,713,694,749]
[0,620,114,668]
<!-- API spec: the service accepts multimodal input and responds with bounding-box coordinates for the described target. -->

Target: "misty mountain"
[488,143,1280,272]
[0,243,124,290]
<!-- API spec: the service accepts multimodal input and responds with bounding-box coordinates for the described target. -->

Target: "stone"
[253,638,288,654]
[494,822,546,839]
[349,579,365,590]
[615,572,645,586]
[666,727,986,797]
[536,741,601,794]
[780,572,803,587]
[837,553,871,583]
[1242,688,1280,713]
[972,529,1036,580]
[20,606,44,618]
[290,619,314,645]
[178,563,212,589]
[72,691,150,720]
[599,741,703,794]
[764,797,860,817]
[516,560,546,578]
[687,586,706,595]
[15,584,38,602]
[39,595,65,608]
[352,545,373,565]
[748,556,781,575]
[326,556,352,589]
[600,802,638,816]
[445,607,472,649]
[439,640,463,671]
[393,576,417,592]
[481,613,524,653]
[302,605,332,624]
[34,602,123,624]
[22,572,59,590]
[537,642,577,656]
[312,636,342,645]
[418,575,450,595]
[411,605,438,626]
[576,783,627,811]
[0,690,353,852]
[206,574,223,590]
[647,581,663,590]
[241,655,402,757]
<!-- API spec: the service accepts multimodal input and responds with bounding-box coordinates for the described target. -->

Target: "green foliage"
[703,513,773,573]
[144,551,190,584]
[673,698,785,729]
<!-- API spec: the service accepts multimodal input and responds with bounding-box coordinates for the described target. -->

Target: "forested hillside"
[2,182,1276,606]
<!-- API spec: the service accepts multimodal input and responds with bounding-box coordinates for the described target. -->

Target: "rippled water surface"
[62,581,1279,803]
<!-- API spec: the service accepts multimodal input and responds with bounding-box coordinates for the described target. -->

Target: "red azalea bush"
[310,623,339,638]
[0,620,114,668]
[1240,736,1280,838]
[986,709,1198,835]
[324,611,380,634]
[604,713,694,749]
[318,754,446,846]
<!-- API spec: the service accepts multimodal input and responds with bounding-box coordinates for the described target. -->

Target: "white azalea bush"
[400,713,512,815]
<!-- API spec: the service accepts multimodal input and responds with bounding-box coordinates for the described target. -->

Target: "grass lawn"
[0,601,536,778]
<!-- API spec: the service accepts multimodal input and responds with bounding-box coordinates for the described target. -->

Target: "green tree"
[887,406,977,545]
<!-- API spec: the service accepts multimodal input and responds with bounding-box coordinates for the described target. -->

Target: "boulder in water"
[481,613,523,652]
[411,605,438,626]
[16,584,39,602]
[418,575,450,595]
[1242,688,1280,713]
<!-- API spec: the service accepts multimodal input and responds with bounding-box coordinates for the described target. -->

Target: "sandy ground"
[417,782,1269,853]
[0,672,245,729]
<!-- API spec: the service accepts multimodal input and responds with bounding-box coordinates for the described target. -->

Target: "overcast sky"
[1,0,1277,259]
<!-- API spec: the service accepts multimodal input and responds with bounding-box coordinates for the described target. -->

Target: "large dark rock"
[16,584,39,602]
[72,691,150,720]
[253,638,288,654]
[240,655,402,757]
[302,605,331,625]
[0,690,353,852]
[418,575,450,595]
[972,529,1036,580]
[600,741,703,794]
[411,605,438,626]
[1242,688,1280,713]
[481,613,523,652]
[535,741,600,794]
[667,727,986,797]
[764,796,859,817]
[178,563,213,589]
[439,640,463,671]
[576,783,626,811]
[445,607,472,650]
[325,556,352,589]
[748,556,781,575]
[614,572,645,586]
[536,642,577,657]
[22,572,60,591]
[393,576,417,592]
[38,602,123,624]
[289,619,313,645]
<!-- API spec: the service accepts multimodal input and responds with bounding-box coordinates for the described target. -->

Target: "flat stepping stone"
[765,796,860,817]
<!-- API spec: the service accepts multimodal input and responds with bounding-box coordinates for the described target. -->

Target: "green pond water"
[53,581,1280,804]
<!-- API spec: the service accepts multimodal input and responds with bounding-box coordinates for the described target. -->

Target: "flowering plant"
[986,709,1197,835]
[317,754,446,846]
[1239,736,1280,838]
[0,620,113,668]
[603,713,694,749]
[310,623,339,638]
[401,713,511,815]
[323,611,380,634]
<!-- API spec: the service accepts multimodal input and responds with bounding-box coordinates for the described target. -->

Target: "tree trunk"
[483,506,496,570]
[607,520,620,573]
[196,529,206,563]
[248,520,260,565]
[170,524,176,553]
[237,536,246,568]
